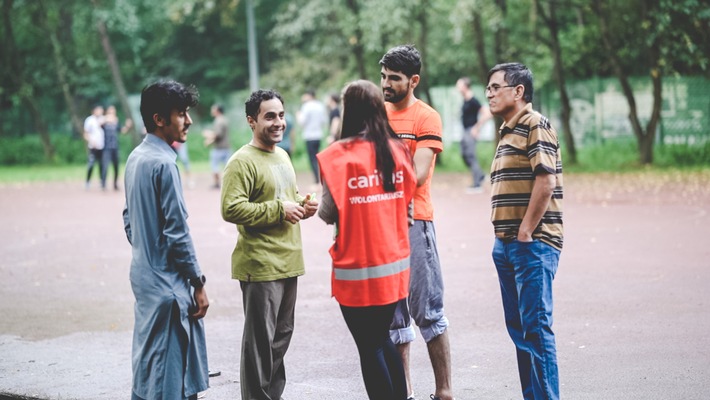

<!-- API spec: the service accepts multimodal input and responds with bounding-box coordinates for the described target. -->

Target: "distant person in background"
[84,105,106,190]
[171,140,195,189]
[456,77,492,194]
[297,89,328,184]
[276,111,295,157]
[202,104,231,189]
[102,105,133,191]
[327,93,341,144]
[123,80,209,400]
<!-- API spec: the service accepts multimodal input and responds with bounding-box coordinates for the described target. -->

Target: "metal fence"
[432,76,710,147]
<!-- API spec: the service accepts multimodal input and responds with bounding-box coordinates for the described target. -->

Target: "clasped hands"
[283,194,318,224]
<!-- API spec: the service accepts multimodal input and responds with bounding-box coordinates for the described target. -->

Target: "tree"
[534,0,578,164]
[91,0,141,145]
[38,0,84,137]
[1,0,55,160]
[592,0,662,164]
[592,0,710,164]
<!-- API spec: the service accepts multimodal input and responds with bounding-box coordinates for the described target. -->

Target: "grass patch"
[1,138,708,184]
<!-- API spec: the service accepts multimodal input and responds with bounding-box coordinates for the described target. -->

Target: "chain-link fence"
[432,76,710,148]
[537,76,710,147]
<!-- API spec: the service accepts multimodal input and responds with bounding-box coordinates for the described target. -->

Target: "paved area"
[1,170,709,399]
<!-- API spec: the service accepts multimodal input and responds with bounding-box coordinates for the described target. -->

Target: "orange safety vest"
[317,137,417,307]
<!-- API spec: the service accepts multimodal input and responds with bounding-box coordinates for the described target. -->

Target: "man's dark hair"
[213,103,224,114]
[140,80,199,133]
[487,63,534,103]
[379,44,422,77]
[245,89,284,119]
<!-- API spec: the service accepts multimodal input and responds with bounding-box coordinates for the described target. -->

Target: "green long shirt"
[221,144,306,282]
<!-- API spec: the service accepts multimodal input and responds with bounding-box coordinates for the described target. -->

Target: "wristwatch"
[190,275,206,289]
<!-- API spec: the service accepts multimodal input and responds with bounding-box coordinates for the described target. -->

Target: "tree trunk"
[471,9,489,85]
[92,1,141,146]
[493,0,508,63]
[594,0,660,165]
[642,42,663,164]
[536,0,578,164]
[39,0,84,136]
[2,0,55,160]
[22,93,55,160]
[344,0,367,79]
[415,0,433,108]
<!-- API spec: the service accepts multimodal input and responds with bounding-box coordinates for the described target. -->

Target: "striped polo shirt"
[490,103,564,250]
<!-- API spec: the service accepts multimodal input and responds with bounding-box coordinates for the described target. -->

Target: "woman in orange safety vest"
[317,80,416,400]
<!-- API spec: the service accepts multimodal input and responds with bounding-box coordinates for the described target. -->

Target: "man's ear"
[409,74,420,90]
[514,85,525,101]
[153,113,166,128]
[246,115,256,130]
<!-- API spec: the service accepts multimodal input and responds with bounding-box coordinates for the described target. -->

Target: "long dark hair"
[340,80,400,192]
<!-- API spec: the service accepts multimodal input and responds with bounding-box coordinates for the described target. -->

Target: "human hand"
[516,231,534,243]
[470,126,480,139]
[302,193,319,219]
[191,287,209,319]
[283,201,305,224]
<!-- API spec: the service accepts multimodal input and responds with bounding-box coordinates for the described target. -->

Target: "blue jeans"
[493,238,560,400]
[390,220,449,344]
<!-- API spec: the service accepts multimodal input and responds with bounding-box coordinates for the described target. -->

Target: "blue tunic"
[122,134,208,399]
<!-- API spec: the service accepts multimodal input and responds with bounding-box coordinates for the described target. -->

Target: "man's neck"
[249,139,275,153]
[503,102,530,125]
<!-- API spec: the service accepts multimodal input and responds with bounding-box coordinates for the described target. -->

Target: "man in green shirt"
[221,89,318,400]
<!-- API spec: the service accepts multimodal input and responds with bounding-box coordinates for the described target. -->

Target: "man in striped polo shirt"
[486,63,563,400]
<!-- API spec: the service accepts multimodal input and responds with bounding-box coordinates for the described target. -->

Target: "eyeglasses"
[485,84,517,94]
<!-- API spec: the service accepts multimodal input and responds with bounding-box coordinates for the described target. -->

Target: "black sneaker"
[430,395,441,400]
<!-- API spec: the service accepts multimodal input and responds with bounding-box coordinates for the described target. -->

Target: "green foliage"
[655,142,710,167]
[0,135,48,165]
[2,0,709,166]
[563,139,710,172]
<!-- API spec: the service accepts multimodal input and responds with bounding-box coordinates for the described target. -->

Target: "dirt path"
[1,171,708,399]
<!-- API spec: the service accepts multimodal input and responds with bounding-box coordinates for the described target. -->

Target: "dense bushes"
[1,134,708,172]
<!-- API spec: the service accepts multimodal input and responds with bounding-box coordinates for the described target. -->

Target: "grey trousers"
[239,277,298,400]
[460,132,485,187]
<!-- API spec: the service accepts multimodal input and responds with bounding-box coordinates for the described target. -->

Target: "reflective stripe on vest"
[333,257,409,281]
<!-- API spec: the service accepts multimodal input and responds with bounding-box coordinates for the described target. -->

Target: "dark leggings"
[340,302,407,400]
[86,148,106,187]
[102,148,120,188]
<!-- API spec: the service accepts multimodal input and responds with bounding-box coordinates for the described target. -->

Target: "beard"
[383,88,407,104]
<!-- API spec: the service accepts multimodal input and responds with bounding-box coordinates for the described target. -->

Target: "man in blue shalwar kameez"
[123,80,209,400]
